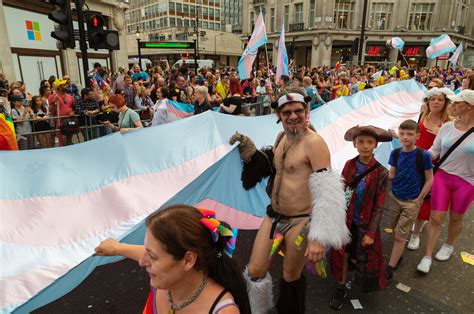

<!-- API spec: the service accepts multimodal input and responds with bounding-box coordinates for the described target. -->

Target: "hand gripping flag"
[426,34,456,59]
[238,11,268,80]
[275,23,289,83]
[448,42,463,65]
[391,37,405,50]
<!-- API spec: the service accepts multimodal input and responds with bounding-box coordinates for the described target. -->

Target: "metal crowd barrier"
[10,102,272,150]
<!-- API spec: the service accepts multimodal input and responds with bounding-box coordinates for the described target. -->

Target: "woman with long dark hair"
[95,204,250,314]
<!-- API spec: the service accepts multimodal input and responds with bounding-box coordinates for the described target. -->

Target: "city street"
[34,206,473,313]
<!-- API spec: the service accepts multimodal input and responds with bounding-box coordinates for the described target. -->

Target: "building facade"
[0,0,129,93]
[125,0,244,68]
[243,0,474,68]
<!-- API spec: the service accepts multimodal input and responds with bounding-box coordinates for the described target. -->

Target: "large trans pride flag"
[0,80,425,313]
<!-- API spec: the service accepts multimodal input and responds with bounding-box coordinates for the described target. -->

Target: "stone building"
[0,0,130,93]
[243,0,474,68]
[125,0,244,68]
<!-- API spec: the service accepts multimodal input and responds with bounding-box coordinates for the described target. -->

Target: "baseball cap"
[53,79,68,89]
[447,89,474,105]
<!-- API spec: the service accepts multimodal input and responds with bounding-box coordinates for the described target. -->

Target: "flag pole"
[398,50,410,68]
[264,43,270,73]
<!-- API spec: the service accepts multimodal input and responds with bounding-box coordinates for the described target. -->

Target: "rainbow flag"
[426,34,456,59]
[0,114,18,151]
[238,11,267,80]
[1,80,425,313]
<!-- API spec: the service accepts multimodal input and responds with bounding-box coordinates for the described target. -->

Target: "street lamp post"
[214,33,223,68]
[358,0,369,66]
[136,26,142,70]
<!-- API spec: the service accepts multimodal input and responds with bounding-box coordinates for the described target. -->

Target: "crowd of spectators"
[0,60,472,150]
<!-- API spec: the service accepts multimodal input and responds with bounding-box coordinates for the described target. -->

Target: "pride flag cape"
[1,80,425,313]
[166,99,194,119]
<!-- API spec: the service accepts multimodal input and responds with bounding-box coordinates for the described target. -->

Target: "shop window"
[334,0,355,29]
[369,3,393,30]
[408,2,435,31]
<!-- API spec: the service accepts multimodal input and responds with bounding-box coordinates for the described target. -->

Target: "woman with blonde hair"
[407,87,454,251]
[417,89,474,274]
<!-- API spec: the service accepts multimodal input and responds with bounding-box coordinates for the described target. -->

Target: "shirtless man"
[230,90,350,313]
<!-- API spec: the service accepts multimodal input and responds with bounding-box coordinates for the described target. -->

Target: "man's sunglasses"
[280,108,306,117]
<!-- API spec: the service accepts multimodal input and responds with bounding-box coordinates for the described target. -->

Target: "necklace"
[167,274,208,314]
[282,137,295,160]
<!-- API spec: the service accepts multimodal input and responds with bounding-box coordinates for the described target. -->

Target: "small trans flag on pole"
[426,34,456,59]
[238,11,268,80]
[275,23,289,83]
[448,42,463,65]
[391,37,404,50]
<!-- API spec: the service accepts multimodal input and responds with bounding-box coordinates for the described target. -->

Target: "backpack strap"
[392,148,401,168]
[416,148,426,187]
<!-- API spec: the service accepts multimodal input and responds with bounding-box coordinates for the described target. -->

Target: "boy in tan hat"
[329,125,392,310]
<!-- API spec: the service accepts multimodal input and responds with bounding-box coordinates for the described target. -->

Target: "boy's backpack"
[392,147,426,188]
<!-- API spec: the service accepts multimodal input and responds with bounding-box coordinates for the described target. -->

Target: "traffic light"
[84,11,120,50]
[48,0,75,49]
[84,11,105,49]
[352,37,360,55]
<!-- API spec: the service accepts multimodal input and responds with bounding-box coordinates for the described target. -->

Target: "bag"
[345,162,381,208]
[321,89,332,102]
[96,111,118,124]
[33,118,51,132]
[61,117,80,136]
[392,147,429,199]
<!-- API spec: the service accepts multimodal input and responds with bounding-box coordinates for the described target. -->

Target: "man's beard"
[283,121,306,139]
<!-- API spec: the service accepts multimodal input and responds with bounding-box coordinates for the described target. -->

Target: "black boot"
[329,285,347,310]
[276,275,307,314]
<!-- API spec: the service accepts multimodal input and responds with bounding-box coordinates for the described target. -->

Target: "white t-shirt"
[429,121,474,185]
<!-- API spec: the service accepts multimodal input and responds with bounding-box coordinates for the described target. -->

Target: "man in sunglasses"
[229,89,350,313]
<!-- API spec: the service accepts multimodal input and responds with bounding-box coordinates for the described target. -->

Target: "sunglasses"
[280,108,306,117]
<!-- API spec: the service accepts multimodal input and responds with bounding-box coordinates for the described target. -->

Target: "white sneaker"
[419,221,428,233]
[407,234,420,251]
[417,256,432,273]
[435,244,453,261]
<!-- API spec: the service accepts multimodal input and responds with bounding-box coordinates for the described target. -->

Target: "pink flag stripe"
[194,199,263,230]
[0,145,230,246]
